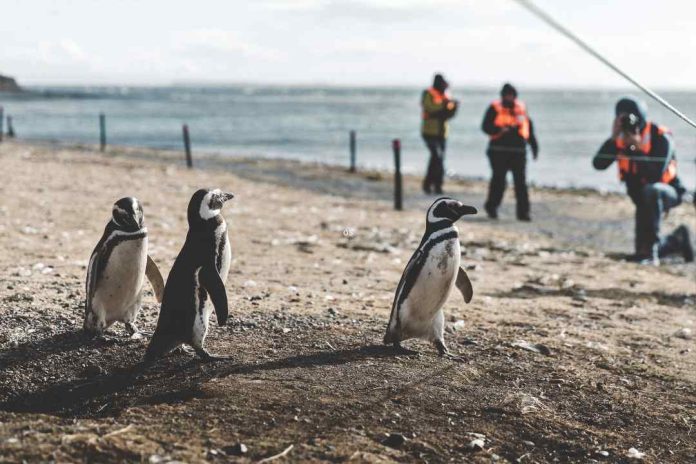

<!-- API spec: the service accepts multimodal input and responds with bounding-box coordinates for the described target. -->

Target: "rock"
[626,447,645,459]
[467,438,485,451]
[382,433,407,448]
[674,328,692,340]
[597,450,609,457]
[223,443,248,456]
[452,320,466,331]
[243,280,257,288]
[511,340,552,356]
[0,74,21,92]
[522,440,535,447]
[80,364,105,378]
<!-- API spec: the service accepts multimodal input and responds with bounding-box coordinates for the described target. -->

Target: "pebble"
[626,447,645,459]
[223,443,248,456]
[467,438,485,451]
[452,320,466,331]
[674,328,692,340]
[522,440,535,447]
[597,450,609,457]
[382,432,407,448]
[80,364,105,378]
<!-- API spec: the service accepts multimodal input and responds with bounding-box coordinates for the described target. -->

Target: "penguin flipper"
[200,265,229,326]
[145,255,165,303]
[456,267,473,303]
[85,250,101,315]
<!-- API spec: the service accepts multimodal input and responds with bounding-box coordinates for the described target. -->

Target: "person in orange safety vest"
[420,73,458,194]
[593,97,693,265]
[481,83,539,221]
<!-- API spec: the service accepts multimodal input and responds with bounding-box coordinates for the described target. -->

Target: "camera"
[620,113,640,133]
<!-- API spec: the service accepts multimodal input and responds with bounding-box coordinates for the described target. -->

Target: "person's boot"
[638,243,660,266]
[434,185,443,195]
[422,180,431,195]
[517,213,532,222]
[484,204,498,220]
[662,225,695,263]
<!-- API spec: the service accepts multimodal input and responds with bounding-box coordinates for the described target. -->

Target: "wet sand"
[0,140,694,463]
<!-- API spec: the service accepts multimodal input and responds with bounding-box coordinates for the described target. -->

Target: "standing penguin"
[144,188,234,364]
[384,197,477,356]
[85,197,165,337]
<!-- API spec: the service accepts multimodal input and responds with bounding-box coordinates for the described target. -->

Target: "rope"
[512,0,696,132]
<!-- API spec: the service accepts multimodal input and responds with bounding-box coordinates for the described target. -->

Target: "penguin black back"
[145,188,234,364]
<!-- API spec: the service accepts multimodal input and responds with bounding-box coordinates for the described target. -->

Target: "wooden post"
[7,116,14,138]
[0,106,4,142]
[99,113,106,151]
[349,130,356,172]
[392,139,403,211]
[182,124,193,168]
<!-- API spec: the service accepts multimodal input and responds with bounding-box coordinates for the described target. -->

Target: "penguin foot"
[173,345,195,355]
[392,342,419,356]
[434,340,464,361]
[434,340,448,356]
[194,347,232,363]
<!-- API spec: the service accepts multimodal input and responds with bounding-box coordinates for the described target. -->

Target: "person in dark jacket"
[593,97,693,265]
[421,74,458,194]
[481,83,539,221]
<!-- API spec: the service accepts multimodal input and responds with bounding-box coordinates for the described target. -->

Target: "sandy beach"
[0,140,694,463]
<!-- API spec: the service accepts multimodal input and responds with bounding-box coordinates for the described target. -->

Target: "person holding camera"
[482,83,539,221]
[593,97,693,265]
[421,73,458,194]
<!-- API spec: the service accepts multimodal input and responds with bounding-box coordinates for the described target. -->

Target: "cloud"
[175,29,280,61]
[33,38,88,64]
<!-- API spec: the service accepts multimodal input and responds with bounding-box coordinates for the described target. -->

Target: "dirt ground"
[0,141,694,463]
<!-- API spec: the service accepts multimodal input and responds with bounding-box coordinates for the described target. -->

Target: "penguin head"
[111,197,144,231]
[427,197,477,224]
[188,188,234,224]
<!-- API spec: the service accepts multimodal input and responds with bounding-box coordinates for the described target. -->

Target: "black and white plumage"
[84,197,165,337]
[144,188,234,364]
[384,197,476,356]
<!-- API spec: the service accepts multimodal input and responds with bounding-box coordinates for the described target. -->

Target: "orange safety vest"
[490,99,530,141]
[422,87,451,120]
[615,122,677,183]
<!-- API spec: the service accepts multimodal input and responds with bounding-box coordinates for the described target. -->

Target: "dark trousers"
[484,149,529,218]
[631,183,681,256]
[422,135,446,192]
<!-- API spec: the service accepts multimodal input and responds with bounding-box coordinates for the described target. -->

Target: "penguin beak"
[455,204,477,217]
[221,192,234,202]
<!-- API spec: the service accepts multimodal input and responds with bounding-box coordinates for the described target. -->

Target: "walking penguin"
[384,197,477,356]
[85,197,165,337]
[144,188,234,364]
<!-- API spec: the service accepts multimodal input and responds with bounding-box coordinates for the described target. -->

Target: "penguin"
[144,188,234,364]
[84,197,165,337]
[384,197,477,356]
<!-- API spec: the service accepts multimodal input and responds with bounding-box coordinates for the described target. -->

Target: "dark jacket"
[481,103,539,156]
[593,121,686,204]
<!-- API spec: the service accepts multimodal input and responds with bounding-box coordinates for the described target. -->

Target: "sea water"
[2,86,695,191]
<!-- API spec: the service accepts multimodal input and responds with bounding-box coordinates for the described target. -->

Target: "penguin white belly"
[401,238,460,339]
[220,237,231,282]
[92,238,148,324]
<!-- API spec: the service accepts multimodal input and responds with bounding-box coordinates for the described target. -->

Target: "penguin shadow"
[492,286,691,309]
[1,344,400,417]
[0,329,127,370]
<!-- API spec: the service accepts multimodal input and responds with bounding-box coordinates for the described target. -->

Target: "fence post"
[392,139,403,211]
[99,113,106,151]
[7,116,14,138]
[0,106,4,142]
[182,124,193,168]
[349,130,356,172]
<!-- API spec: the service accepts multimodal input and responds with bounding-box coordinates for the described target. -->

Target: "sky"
[2,0,695,88]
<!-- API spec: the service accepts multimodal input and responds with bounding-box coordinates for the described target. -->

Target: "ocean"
[2,86,695,191]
